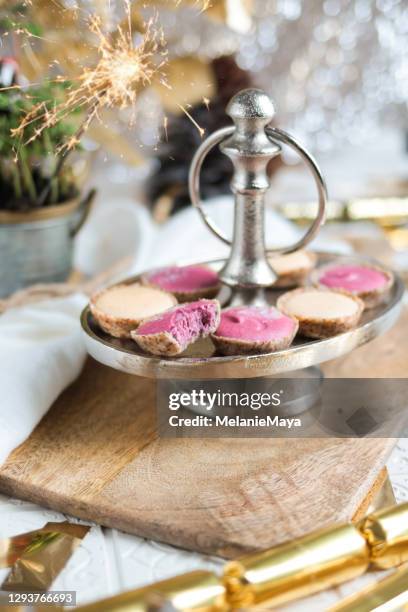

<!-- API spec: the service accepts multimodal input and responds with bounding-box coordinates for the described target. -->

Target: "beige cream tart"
[277,287,364,339]
[90,283,177,338]
[268,250,317,288]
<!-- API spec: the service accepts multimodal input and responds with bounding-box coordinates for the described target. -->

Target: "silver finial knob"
[226,88,275,123]
[188,88,327,301]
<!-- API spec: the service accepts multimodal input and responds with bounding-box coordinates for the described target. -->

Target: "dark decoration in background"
[147,56,252,219]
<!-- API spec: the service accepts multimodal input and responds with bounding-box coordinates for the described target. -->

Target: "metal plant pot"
[0,189,95,297]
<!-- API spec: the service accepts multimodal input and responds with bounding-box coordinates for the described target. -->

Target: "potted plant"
[0,59,94,297]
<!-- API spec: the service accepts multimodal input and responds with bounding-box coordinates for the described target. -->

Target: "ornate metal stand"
[81,89,404,380]
[188,88,326,305]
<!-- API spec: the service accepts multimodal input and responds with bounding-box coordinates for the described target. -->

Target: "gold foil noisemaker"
[1,521,89,592]
[72,502,408,611]
[223,523,369,608]
[220,502,408,609]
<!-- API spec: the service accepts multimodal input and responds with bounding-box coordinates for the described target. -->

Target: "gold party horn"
[360,503,408,569]
[223,524,370,608]
[75,570,227,612]
[329,563,408,612]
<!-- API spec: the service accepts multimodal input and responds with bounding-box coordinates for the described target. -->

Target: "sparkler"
[13,12,164,153]
[9,0,209,205]
[12,0,212,153]
[12,4,166,204]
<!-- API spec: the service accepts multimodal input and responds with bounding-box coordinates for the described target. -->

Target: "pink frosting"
[135,300,219,347]
[215,306,296,342]
[147,265,219,293]
[319,265,388,293]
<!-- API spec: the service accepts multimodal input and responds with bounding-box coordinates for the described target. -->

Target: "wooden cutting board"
[0,310,406,558]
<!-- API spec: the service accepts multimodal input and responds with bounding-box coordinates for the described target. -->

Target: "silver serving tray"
[81,253,404,379]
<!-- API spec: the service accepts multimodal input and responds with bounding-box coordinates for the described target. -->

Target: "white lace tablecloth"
[0,439,407,610]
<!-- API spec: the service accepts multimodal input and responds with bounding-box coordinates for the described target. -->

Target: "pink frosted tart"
[312,263,393,309]
[90,284,177,338]
[268,250,317,288]
[277,287,364,339]
[131,299,220,356]
[142,264,220,301]
[211,305,299,356]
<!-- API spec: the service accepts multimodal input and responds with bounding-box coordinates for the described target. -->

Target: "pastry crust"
[269,251,317,288]
[277,287,364,339]
[142,265,220,302]
[311,262,394,309]
[211,318,299,356]
[131,330,182,357]
[90,284,177,339]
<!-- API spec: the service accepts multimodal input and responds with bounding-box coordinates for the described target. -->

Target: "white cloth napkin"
[0,294,87,465]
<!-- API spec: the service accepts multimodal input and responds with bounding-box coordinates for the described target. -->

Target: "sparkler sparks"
[13,9,165,154]
[177,103,205,137]
[8,0,213,207]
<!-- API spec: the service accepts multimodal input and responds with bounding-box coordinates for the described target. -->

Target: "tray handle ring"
[188,125,327,254]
